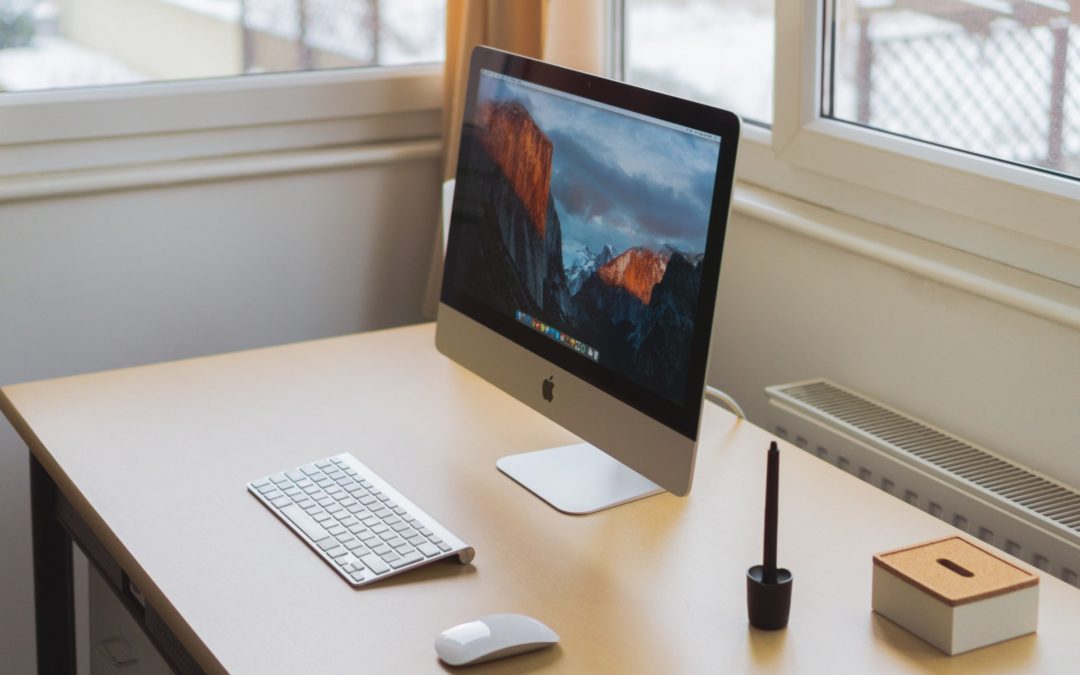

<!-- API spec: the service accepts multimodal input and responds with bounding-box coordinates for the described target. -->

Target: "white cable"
[704,385,746,420]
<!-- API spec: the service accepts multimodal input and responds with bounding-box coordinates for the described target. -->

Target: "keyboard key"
[380,550,401,563]
[419,528,433,537]
[406,534,425,546]
[418,543,440,558]
[384,516,401,526]
[318,538,340,551]
[300,465,321,476]
[252,479,270,489]
[389,552,423,569]
[261,489,282,501]
[392,522,412,533]
[327,524,346,537]
[285,470,305,482]
[315,461,333,469]
[360,554,389,575]
[373,507,392,518]
[270,474,290,485]
[277,504,330,543]
[327,547,349,559]
[371,543,391,555]
[270,496,291,508]
[312,512,332,523]
[371,524,389,535]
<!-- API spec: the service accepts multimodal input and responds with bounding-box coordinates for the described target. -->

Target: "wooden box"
[872,536,1038,655]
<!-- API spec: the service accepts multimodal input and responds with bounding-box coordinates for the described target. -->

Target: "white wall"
[709,209,1080,489]
[0,157,441,673]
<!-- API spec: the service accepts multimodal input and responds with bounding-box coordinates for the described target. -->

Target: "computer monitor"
[436,47,739,514]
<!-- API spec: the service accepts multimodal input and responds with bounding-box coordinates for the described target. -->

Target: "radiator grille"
[773,380,1080,538]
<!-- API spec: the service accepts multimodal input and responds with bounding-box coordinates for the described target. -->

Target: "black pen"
[763,440,779,585]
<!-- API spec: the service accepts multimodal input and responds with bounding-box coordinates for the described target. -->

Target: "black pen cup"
[746,565,793,630]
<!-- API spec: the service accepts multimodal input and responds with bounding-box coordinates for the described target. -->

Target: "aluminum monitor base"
[496,443,664,514]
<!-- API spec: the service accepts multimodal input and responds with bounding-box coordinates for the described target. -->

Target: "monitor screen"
[441,50,737,440]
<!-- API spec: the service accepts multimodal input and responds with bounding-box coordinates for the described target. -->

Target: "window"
[825,0,1080,180]
[0,0,444,93]
[620,0,774,126]
[614,0,1080,288]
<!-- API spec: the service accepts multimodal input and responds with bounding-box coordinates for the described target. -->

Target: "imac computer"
[436,47,740,514]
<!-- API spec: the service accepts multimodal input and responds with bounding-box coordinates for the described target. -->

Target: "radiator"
[765,379,1080,588]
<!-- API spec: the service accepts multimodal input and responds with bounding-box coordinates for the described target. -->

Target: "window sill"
[0,139,441,204]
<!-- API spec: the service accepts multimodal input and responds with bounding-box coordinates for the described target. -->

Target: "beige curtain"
[422,1,549,318]
[442,1,549,182]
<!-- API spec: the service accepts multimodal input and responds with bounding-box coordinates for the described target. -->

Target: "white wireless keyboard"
[248,453,475,586]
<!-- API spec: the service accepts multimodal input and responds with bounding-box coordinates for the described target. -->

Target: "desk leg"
[30,452,77,674]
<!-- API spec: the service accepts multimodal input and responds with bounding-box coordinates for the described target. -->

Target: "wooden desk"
[4,324,1079,673]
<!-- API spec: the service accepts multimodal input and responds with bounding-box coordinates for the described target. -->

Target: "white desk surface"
[4,323,1079,673]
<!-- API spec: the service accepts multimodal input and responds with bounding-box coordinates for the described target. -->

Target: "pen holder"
[747,565,793,630]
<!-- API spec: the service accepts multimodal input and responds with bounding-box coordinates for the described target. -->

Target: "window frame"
[0,64,443,187]
[766,0,1080,287]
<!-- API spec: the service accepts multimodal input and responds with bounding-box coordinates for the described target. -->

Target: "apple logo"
[542,376,554,402]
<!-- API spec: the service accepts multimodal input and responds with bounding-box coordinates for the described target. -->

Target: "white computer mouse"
[434,613,559,666]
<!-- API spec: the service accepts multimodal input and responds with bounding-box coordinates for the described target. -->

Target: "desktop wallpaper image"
[445,72,721,403]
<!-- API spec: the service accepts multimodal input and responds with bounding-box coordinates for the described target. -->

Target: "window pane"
[826,0,1080,180]
[0,0,444,93]
[622,0,774,126]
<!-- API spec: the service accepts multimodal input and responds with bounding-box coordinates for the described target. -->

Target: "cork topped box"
[872,536,1039,655]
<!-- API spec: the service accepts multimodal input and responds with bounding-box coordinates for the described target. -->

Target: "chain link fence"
[240,0,443,73]
[844,16,1079,177]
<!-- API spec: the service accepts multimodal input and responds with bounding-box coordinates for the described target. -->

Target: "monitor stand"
[496,443,664,514]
